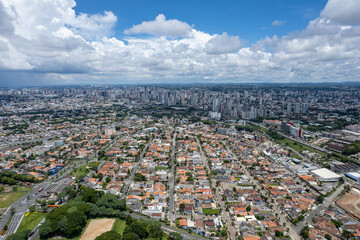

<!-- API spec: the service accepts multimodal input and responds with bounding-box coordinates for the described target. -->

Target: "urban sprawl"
[1,85,360,240]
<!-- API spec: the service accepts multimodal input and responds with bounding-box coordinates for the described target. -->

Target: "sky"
[0,0,360,86]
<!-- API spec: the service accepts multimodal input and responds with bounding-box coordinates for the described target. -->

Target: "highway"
[0,158,94,239]
[167,132,177,222]
[0,136,55,151]
[0,132,121,239]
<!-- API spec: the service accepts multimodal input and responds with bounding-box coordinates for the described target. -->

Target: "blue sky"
[74,0,327,45]
[0,0,360,86]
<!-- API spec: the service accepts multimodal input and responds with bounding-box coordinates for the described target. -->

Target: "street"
[168,132,177,222]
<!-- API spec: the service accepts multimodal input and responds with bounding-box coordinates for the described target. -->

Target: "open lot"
[337,188,360,219]
[0,191,27,209]
[80,219,115,240]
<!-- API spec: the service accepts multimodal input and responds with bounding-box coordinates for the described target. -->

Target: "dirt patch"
[80,219,115,240]
[0,195,9,201]
[336,188,360,219]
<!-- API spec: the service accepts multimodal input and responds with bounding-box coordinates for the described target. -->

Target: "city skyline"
[1,0,360,86]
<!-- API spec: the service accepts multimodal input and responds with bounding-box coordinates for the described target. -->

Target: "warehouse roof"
[311,168,341,179]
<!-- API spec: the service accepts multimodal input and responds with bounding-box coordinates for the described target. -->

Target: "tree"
[316,195,325,204]
[39,220,53,239]
[96,193,126,211]
[126,221,149,239]
[148,221,164,239]
[95,231,121,240]
[342,230,354,239]
[0,186,4,192]
[7,230,31,240]
[81,188,103,203]
[179,203,185,212]
[275,230,284,237]
[325,234,332,240]
[246,205,251,212]
[122,232,140,240]
[29,205,36,212]
[134,173,146,181]
[300,226,309,239]
[106,176,111,183]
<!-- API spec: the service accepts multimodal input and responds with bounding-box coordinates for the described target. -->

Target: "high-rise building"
[294,103,301,113]
[301,103,308,114]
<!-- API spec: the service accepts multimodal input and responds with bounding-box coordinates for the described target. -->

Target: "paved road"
[0,136,55,151]
[120,137,153,199]
[0,133,120,239]
[196,137,237,240]
[128,212,206,240]
[249,121,331,155]
[0,158,95,239]
[294,184,345,233]
[168,132,177,222]
[224,142,302,240]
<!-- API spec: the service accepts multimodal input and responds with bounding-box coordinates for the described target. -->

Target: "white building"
[311,168,341,182]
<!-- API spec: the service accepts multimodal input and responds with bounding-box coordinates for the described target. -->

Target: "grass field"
[17,212,46,232]
[0,192,27,208]
[202,208,220,215]
[70,162,98,178]
[112,219,126,234]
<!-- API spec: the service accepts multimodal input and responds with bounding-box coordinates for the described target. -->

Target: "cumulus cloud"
[206,32,243,54]
[321,0,360,25]
[124,14,192,37]
[1,0,360,86]
[272,20,285,26]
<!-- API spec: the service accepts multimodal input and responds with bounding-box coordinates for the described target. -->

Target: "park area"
[337,188,360,219]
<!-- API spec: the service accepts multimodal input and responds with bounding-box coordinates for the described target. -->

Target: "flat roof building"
[345,172,360,183]
[311,168,341,182]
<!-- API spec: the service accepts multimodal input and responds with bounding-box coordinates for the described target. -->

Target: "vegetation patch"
[111,219,126,234]
[18,212,46,232]
[0,191,28,208]
[202,209,220,215]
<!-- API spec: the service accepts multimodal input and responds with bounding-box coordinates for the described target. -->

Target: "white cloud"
[206,32,243,54]
[124,14,192,37]
[321,0,360,25]
[1,0,360,86]
[272,20,285,26]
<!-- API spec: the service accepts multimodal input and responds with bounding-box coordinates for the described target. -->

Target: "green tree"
[275,230,283,237]
[95,231,121,240]
[300,226,309,239]
[29,205,36,212]
[122,232,140,240]
[7,230,31,240]
[39,220,53,239]
[325,234,332,240]
[342,230,354,239]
